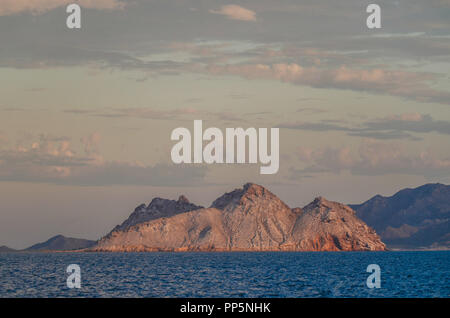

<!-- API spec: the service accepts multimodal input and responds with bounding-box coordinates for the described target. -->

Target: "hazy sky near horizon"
[1,0,450,249]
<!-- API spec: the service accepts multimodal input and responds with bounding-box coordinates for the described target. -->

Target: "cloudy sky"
[1,0,450,248]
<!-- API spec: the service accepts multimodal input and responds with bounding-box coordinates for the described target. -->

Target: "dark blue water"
[0,251,449,297]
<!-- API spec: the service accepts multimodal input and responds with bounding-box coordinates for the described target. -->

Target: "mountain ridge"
[0,245,17,253]
[109,195,203,235]
[92,183,386,252]
[25,235,97,251]
[5,183,447,252]
[350,183,450,249]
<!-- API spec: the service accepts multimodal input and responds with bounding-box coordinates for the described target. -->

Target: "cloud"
[280,113,450,140]
[364,113,450,135]
[3,137,208,185]
[295,140,450,178]
[433,0,450,7]
[99,107,200,120]
[210,5,257,21]
[281,121,418,140]
[1,24,448,106]
[0,44,184,72]
[0,1,449,107]
[0,134,90,167]
[0,0,126,16]
[205,63,450,105]
[81,132,101,155]
[0,131,7,146]
[64,106,253,124]
[61,162,208,187]
[0,135,91,182]
[346,130,420,141]
[0,134,207,186]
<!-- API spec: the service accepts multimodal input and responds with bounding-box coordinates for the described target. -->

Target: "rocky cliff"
[110,195,202,233]
[289,197,385,251]
[92,183,385,252]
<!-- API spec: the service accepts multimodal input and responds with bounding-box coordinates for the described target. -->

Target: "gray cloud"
[0,0,126,16]
[295,140,450,178]
[0,131,8,146]
[364,114,450,135]
[204,63,450,105]
[0,159,208,187]
[51,162,208,187]
[280,113,450,140]
[347,130,421,141]
[0,1,449,104]
[64,107,254,124]
[0,134,208,186]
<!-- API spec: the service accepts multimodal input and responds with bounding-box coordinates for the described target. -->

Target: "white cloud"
[0,0,125,16]
[210,5,257,21]
[0,134,207,186]
[385,113,424,122]
[205,63,450,105]
[296,140,450,178]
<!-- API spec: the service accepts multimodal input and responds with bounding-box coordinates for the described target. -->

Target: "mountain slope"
[111,195,202,233]
[0,246,17,253]
[290,197,385,251]
[26,235,97,251]
[210,183,299,249]
[93,183,385,252]
[350,183,450,248]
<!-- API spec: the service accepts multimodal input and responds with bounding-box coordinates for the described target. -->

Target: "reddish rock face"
[108,195,203,235]
[93,183,386,252]
[289,197,386,251]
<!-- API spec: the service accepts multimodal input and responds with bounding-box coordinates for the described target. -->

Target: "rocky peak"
[304,196,330,210]
[211,183,278,211]
[304,196,354,214]
[178,195,190,204]
[148,197,169,208]
[134,203,147,212]
[291,197,385,251]
[243,183,265,195]
[111,196,203,233]
[312,196,326,204]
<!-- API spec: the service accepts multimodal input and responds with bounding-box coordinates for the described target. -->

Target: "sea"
[0,251,448,298]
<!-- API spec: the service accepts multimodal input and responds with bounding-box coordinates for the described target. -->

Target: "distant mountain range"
[93,183,385,252]
[0,235,96,252]
[0,246,17,253]
[25,235,96,251]
[1,183,448,252]
[350,183,450,249]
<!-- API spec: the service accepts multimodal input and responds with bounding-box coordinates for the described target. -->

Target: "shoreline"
[2,248,449,253]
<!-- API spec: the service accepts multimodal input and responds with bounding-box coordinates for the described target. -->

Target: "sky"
[0,0,450,249]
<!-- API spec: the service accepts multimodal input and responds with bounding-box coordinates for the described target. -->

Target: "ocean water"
[0,251,448,298]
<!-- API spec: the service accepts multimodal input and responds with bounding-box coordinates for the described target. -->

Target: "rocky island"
[91,183,386,252]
